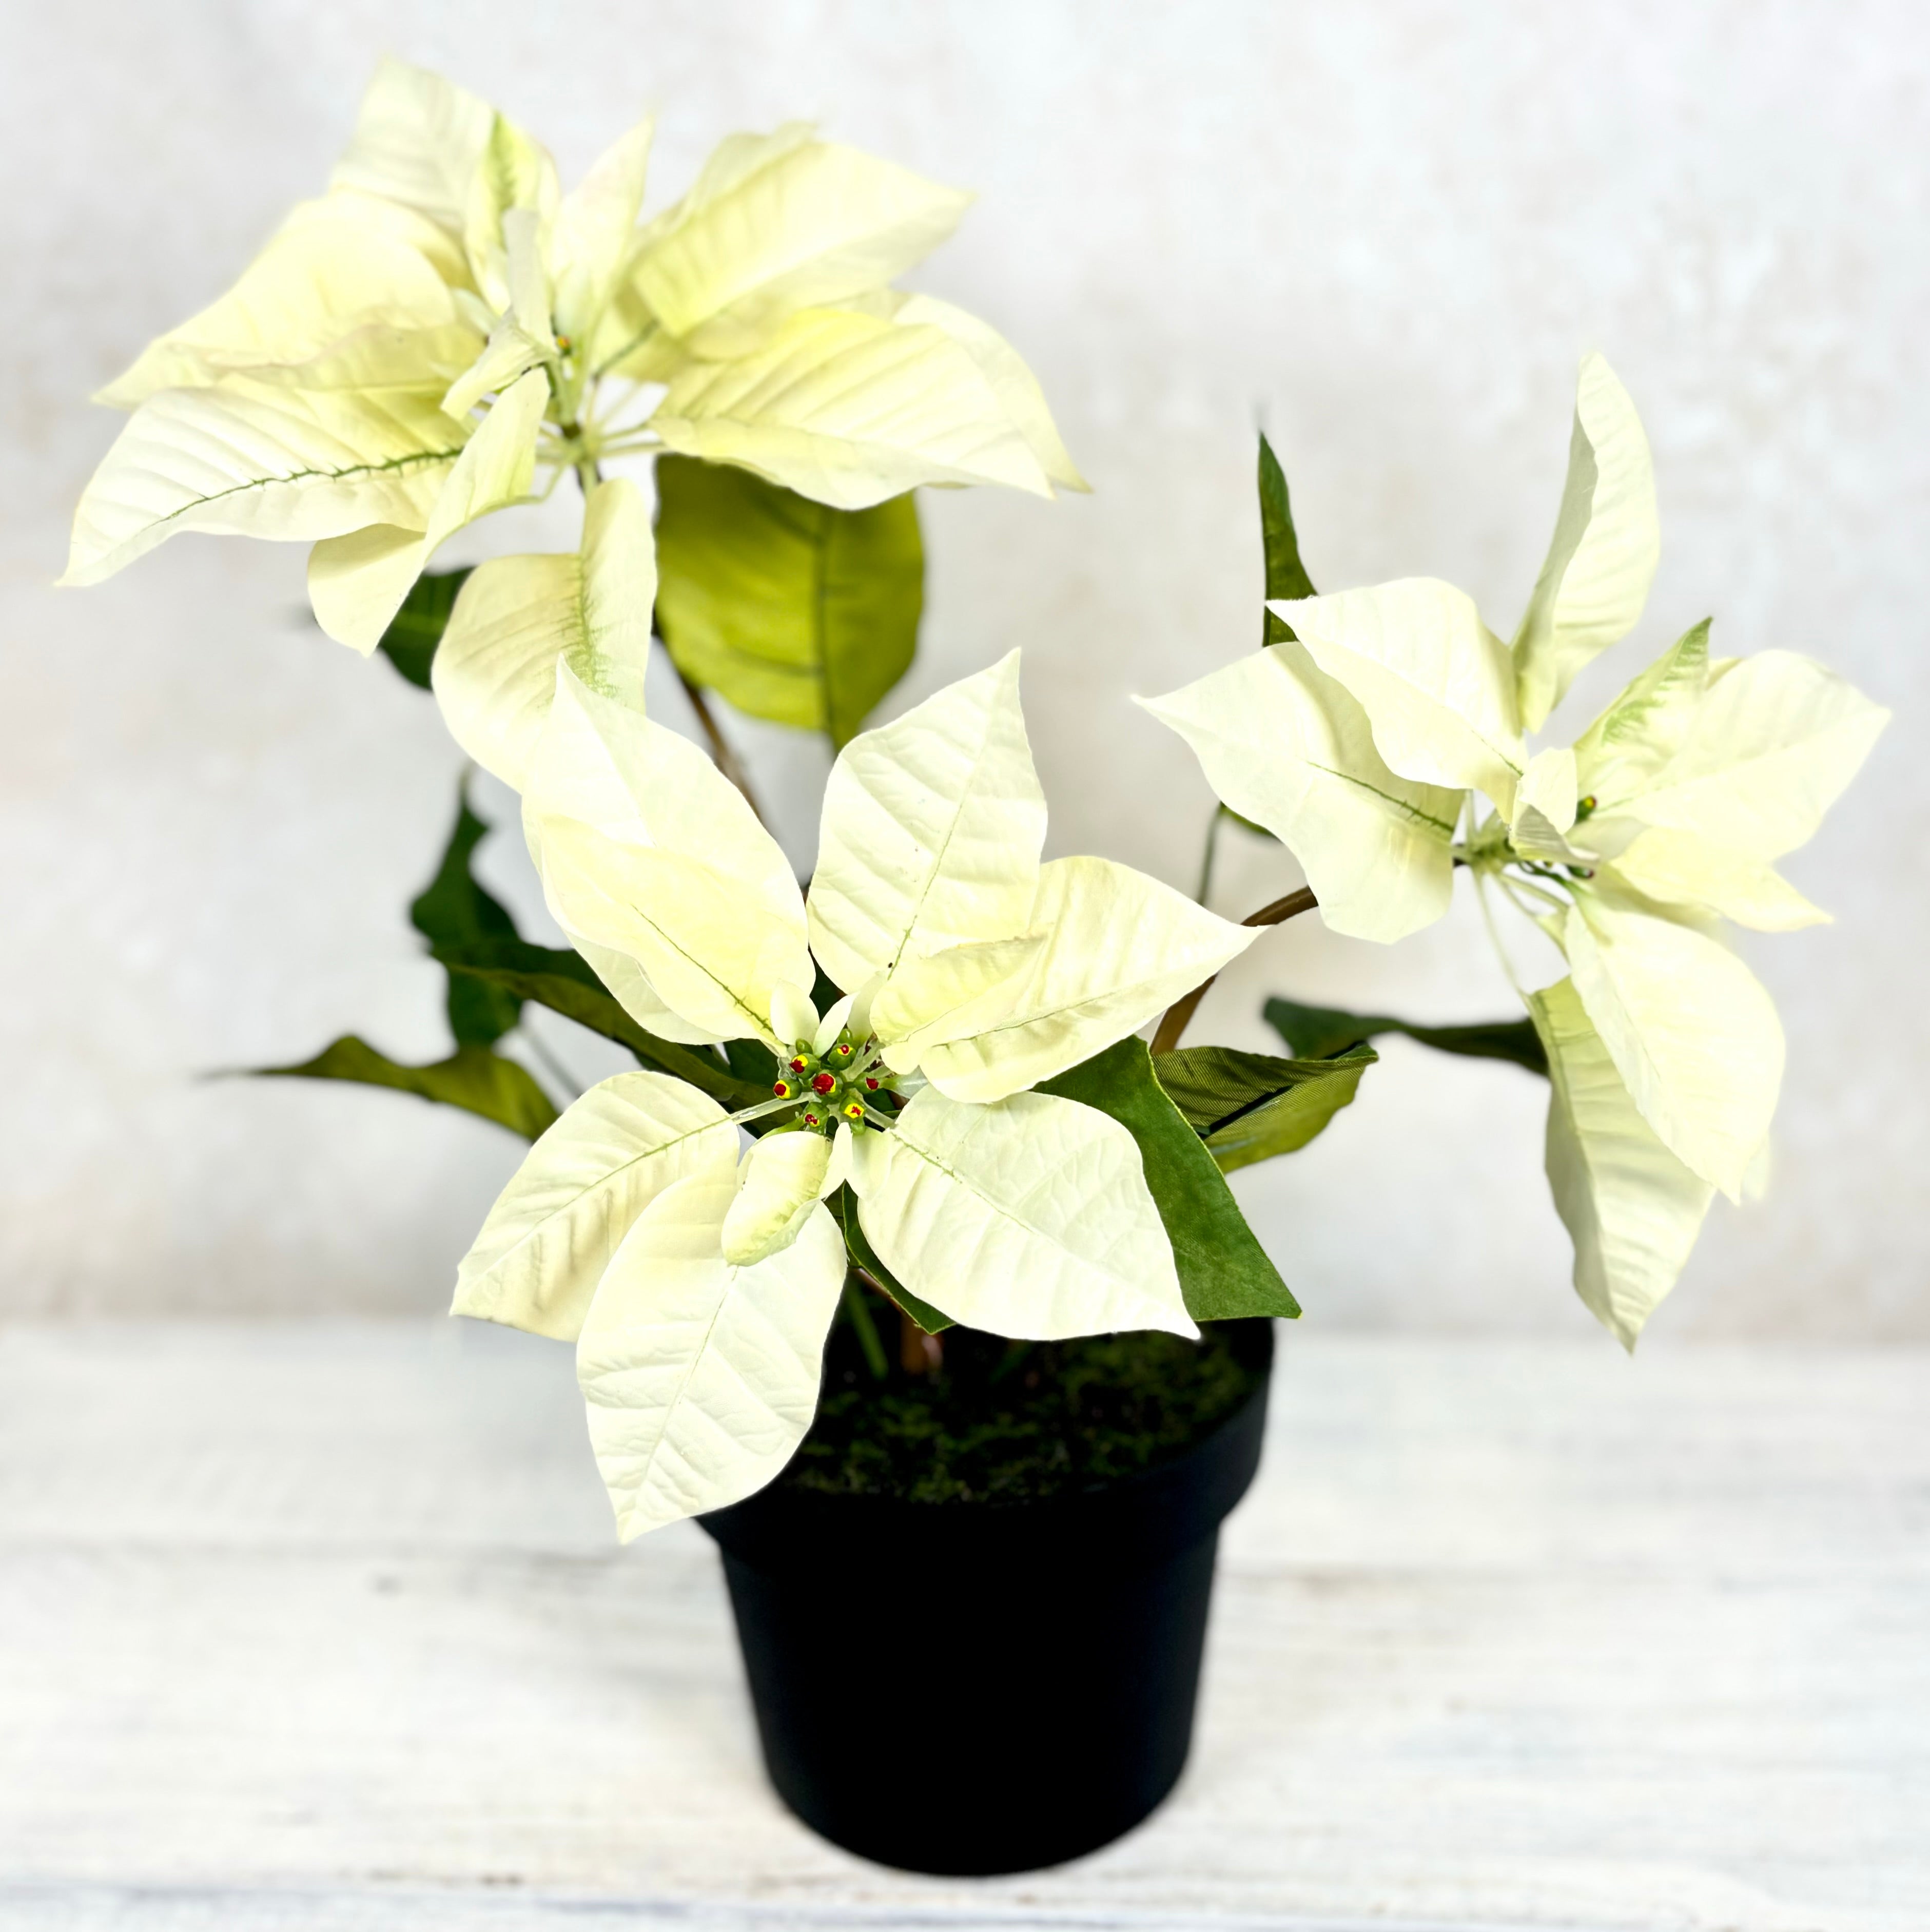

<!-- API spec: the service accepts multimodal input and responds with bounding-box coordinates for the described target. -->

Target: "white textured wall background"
[3,1,1923,1337]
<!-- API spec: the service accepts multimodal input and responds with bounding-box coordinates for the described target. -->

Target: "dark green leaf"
[1259,431,1317,645]
[244,1036,558,1140]
[1041,1036,1300,1323]
[724,1036,782,1092]
[1154,1042,1375,1171]
[411,781,521,1047]
[654,455,923,747]
[375,568,472,689]
[1264,996,1549,1076]
[432,935,764,1107]
[832,1185,954,1334]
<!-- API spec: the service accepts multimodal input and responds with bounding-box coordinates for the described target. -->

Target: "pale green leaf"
[633,132,970,354]
[1570,619,1711,814]
[848,1087,1197,1340]
[526,669,812,1043]
[95,194,462,409]
[452,1071,738,1341]
[551,117,655,348]
[525,672,811,1051]
[62,382,464,587]
[1530,976,1713,1349]
[1601,650,1890,861]
[422,364,546,548]
[1509,744,1582,863]
[1138,643,1460,944]
[1272,578,1526,815]
[1042,1037,1301,1321]
[329,56,495,247]
[891,294,1086,492]
[807,650,1046,993]
[433,477,656,788]
[913,856,1258,1104]
[871,932,1046,1064]
[721,1129,835,1266]
[306,364,547,650]
[653,455,923,746]
[649,305,1056,510]
[1602,827,1828,932]
[1512,353,1660,731]
[579,1179,847,1539]
[1559,891,1783,1202]
[463,110,561,313]
[308,524,436,655]
[538,820,811,1044]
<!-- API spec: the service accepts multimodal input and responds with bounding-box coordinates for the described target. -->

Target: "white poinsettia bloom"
[1143,354,1887,1345]
[451,652,1255,1539]
[62,57,1084,656]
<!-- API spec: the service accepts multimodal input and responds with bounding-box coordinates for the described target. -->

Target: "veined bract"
[1142,355,1887,1345]
[452,652,1256,1539]
[61,57,1084,663]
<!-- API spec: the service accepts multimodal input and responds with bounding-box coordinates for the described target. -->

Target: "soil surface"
[780,1286,1268,1505]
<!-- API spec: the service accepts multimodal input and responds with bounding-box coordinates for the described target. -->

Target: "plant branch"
[1149,885,1319,1055]
[672,659,768,826]
[900,1309,944,1376]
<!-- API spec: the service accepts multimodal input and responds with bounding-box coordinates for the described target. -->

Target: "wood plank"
[3,1324,1926,1930]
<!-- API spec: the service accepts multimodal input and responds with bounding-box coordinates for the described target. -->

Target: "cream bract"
[65,55,1083,666]
[1145,355,1886,1344]
[459,652,1242,1535]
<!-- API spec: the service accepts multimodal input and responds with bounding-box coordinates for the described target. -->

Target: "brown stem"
[1149,886,1319,1056]
[900,1310,944,1376]
[673,663,768,825]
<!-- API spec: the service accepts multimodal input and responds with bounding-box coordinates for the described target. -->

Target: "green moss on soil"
[779,1288,1266,1505]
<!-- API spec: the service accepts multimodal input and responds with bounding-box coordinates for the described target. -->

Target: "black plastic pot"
[698,1318,1274,1875]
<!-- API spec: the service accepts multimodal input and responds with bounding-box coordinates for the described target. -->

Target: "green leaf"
[1258,431,1316,645]
[1040,1035,1299,1323]
[410,780,521,1047]
[376,567,473,689]
[653,454,923,747]
[1154,1043,1376,1172]
[831,1183,953,1334]
[432,935,764,1108]
[1264,996,1549,1076]
[724,1036,782,1092]
[247,1036,559,1140]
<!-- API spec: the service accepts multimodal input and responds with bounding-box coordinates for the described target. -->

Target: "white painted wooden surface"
[2,1324,1925,1931]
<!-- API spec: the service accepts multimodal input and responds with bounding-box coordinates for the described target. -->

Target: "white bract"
[62,57,1083,698]
[453,653,1256,1538]
[1143,355,1887,1344]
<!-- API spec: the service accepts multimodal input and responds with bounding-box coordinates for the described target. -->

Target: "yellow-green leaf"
[653,455,923,746]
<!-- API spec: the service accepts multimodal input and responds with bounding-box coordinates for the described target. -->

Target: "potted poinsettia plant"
[1145,355,1887,1342]
[62,59,1883,1879]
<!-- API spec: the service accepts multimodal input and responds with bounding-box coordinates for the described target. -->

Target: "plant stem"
[1195,805,1226,906]
[900,1310,944,1376]
[843,1272,890,1380]
[672,660,768,825]
[519,1025,583,1103]
[1149,885,1319,1055]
